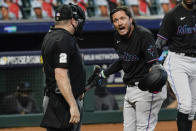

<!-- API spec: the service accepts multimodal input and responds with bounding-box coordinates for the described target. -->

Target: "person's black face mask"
[18,95,29,107]
[74,19,85,40]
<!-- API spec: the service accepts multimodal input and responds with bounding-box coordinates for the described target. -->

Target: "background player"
[94,6,167,131]
[2,81,40,114]
[156,0,196,130]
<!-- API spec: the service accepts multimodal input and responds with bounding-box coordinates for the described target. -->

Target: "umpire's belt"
[176,52,196,57]
[127,82,139,87]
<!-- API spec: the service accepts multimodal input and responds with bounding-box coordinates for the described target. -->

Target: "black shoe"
[176,111,189,131]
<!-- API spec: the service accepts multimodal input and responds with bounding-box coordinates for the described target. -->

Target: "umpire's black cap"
[55,4,73,21]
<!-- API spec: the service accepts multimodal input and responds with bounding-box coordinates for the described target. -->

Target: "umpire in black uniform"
[40,4,86,131]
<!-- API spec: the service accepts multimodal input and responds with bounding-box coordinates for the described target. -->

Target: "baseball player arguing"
[156,0,196,130]
[92,6,167,131]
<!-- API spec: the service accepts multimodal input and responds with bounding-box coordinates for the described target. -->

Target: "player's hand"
[78,93,85,100]
[95,69,107,86]
[86,65,101,86]
[86,65,107,87]
[69,105,80,124]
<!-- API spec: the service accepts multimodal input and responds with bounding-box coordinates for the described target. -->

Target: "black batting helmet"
[138,65,168,93]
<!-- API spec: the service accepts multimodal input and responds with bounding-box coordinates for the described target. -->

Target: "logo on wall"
[0,55,42,66]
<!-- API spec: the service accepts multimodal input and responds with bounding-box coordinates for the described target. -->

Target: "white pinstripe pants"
[123,86,166,131]
[164,51,196,120]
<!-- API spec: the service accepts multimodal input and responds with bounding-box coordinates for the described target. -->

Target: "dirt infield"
[0,121,195,131]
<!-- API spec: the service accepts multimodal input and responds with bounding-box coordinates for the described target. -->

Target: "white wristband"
[101,70,106,78]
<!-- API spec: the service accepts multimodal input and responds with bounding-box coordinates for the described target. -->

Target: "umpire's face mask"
[70,3,86,40]
[74,18,85,39]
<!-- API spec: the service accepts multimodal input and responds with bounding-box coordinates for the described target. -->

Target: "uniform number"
[59,53,67,63]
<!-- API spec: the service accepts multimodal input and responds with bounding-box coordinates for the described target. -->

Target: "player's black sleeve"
[104,59,122,77]
[158,11,175,40]
[155,37,168,56]
[142,32,159,64]
[53,36,75,69]
[155,37,168,49]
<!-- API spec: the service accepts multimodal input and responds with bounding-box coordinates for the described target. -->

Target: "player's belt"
[176,52,196,57]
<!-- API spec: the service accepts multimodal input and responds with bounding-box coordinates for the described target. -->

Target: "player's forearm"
[155,37,167,49]
[55,68,77,107]
[104,59,122,77]
[155,37,168,56]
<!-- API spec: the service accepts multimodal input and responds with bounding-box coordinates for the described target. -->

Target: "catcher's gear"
[69,3,86,38]
[138,64,168,93]
[55,3,85,39]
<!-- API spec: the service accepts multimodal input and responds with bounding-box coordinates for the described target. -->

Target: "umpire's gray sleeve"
[43,95,49,114]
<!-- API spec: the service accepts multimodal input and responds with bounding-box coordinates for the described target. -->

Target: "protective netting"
[0,66,44,115]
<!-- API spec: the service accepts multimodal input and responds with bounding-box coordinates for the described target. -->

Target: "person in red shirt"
[42,0,55,18]
[3,0,22,19]
[0,2,16,20]
[77,0,88,12]
[139,0,151,15]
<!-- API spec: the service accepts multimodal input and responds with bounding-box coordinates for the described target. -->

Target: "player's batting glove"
[158,50,168,64]
[86,65,107,90]
[96,70,107,86]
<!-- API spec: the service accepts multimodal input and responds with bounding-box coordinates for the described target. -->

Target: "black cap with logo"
[55,4,73,21]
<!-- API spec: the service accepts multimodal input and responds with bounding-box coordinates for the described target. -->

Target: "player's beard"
[119,24,132,39]
[193,0,196,10]
[183,0,194,9]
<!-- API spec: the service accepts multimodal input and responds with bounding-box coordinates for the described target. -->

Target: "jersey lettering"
[59,53,67,63]
[177,24,196,35]
[118,52,139,62]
